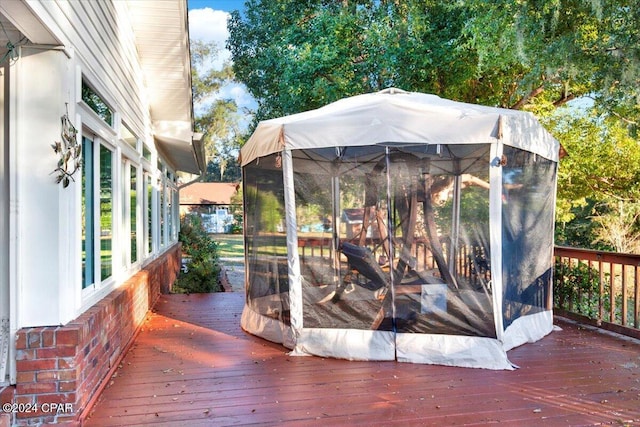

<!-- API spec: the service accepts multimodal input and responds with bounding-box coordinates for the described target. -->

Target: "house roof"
[180,182,240,206]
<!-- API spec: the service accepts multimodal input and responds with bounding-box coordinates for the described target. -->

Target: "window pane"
[159,179,165,248]
[82,81,113,126]
[121,162,127,268]
[166,185,172,243]
[147,174,153,254]
[143,144,151,161]
[82,137,94,289]
[172,189,179,241]
[121,124,137,151]
[100,145,113,280]
[131,165,138,263]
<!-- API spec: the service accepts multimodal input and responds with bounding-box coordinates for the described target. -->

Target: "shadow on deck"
[85,292,640,426]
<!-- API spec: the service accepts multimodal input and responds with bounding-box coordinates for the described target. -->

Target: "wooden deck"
[85,292,640,426]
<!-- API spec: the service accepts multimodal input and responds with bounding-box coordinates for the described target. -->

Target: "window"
[82,137,113,287]
[166,184,172,244]
[172,188,179,241]
[81,81,113,126]
[143,144,152,161]
[130,164,138,264]
[121,123,138,151]
[121,160,127,269]
[145,173,153,255]
[159,178,165,248]
[99,145,113,280]
[82,137,94,289]
[121,161,139,267]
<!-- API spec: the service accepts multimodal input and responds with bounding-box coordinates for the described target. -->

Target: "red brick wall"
[9,244,180,426]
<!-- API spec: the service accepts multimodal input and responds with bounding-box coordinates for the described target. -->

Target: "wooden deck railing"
[297,238,640,339]
[554,246,640,340]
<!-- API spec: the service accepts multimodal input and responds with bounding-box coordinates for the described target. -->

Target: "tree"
[228,0,640,124]
[191,40,243,182]
[548,109,640,250]
[228,0,640,251]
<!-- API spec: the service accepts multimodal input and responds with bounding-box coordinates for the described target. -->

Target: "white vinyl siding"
[32,1,148,139]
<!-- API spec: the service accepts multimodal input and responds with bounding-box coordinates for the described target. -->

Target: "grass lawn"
[211,234,244,258]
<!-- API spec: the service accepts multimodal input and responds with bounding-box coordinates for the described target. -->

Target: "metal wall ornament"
[51,107,82,188]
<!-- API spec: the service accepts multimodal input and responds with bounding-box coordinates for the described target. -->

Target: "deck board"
[85,292,640,426]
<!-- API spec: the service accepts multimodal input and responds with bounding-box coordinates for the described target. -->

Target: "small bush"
[174,214,221,293]
[554,259,602,319]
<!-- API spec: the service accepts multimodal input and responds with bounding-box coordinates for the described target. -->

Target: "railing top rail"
[555,245,640,266]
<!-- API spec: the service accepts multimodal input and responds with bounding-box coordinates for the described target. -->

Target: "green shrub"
[174,214,221,293]
[554,259,603,319]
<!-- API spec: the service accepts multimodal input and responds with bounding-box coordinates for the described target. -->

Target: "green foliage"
[554,259,602,319]
[549,109,640,249]
[82,81,113,125]
[244,185,283,233]
[554,259,637,325]
[554,199,604,249]
[229,186,244,234]
[228,0,640,251]
[228,0,640,124]
[590,201,640,253]
[191,40,244,182]
[175,214,221,293]
[436,185,490,237]
[204,157,241,183]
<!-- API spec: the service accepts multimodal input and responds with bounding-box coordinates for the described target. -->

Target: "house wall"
[10,243,180,426]
[11,47,71,329]
[0,56,9,383]
[29,0,149,138]
[6,0,176,331]
[0,4,194,424]
[1,0,184,411]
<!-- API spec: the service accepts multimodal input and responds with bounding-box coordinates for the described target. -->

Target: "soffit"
[127,0,192,124]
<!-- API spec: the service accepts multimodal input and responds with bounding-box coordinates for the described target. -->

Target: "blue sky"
[188,0,244,13]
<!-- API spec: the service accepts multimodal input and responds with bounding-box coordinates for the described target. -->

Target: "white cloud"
[189,8,230,46]
[189,7,256,128]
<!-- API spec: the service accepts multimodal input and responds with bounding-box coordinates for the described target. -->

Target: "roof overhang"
[154,121,205,175]
[0,1,59,45]
[127,0,205,175]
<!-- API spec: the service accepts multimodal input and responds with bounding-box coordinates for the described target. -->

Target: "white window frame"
[81,134,117,300]
[78,73,180,309]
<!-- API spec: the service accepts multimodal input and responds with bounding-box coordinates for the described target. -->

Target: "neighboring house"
[0,1,204,425]
[180,182,240,233]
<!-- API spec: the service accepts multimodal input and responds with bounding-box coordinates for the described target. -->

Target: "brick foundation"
[9,244,180,426]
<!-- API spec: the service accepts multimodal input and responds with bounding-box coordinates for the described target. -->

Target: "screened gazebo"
[240,88,559,369]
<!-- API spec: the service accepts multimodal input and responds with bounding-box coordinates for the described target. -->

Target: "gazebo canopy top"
[240,88,559,167]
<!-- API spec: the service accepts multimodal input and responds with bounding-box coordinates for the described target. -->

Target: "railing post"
[635,265,640,329]
[622,265,628,326]
[598,257,604,325]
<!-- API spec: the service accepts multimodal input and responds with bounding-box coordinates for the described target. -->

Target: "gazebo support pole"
[331,172,341,280]
[449,168,462,279]
[384,147,397,332]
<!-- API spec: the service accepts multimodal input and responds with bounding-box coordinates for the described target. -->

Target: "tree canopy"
[226,0,640,250]
[228,0,640,123]
[191,40,243,182]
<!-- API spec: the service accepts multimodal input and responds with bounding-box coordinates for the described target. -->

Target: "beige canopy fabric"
[240,88,559,166]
